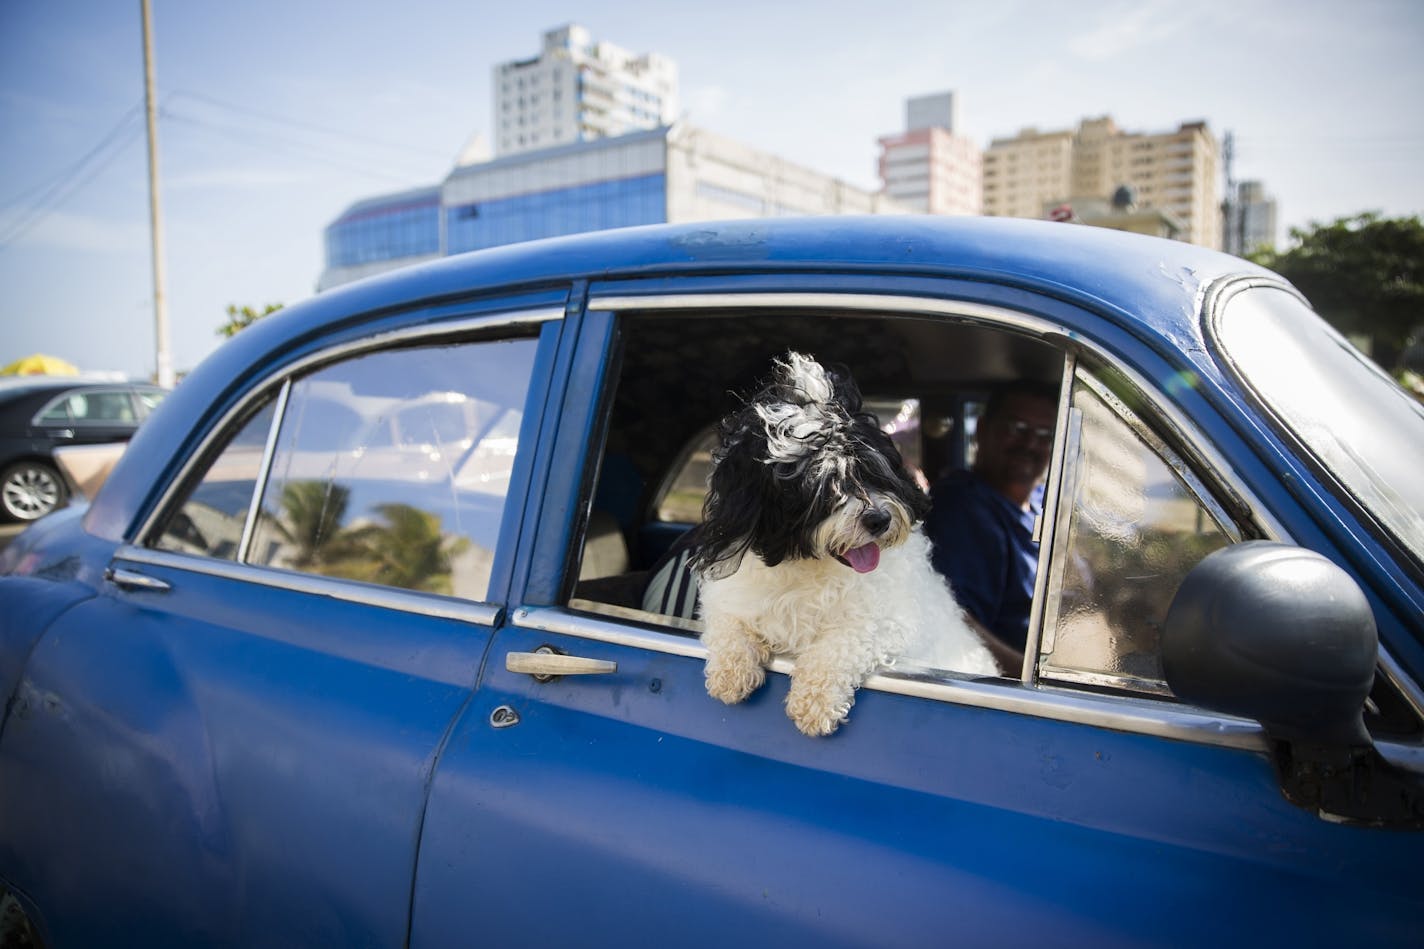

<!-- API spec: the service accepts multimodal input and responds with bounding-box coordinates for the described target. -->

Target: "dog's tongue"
[843,543,880,574]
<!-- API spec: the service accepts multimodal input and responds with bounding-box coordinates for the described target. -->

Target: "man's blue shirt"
[925,470,1041,650]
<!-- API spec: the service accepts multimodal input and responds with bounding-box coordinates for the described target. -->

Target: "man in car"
[925,382,1059,675]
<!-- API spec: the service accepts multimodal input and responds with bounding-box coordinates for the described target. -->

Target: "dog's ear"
[693,412,761,580]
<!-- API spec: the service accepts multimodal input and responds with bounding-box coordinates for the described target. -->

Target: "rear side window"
[153,401,276,561]
[150,335,539,602]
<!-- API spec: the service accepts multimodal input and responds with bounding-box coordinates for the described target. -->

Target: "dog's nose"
[862,507,891,537]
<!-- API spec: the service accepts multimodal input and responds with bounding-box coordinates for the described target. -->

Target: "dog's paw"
[704,654,765,705]
[785,684,853,736]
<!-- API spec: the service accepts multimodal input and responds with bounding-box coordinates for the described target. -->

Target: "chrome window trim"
[514,605,1269,753]
[134,306,562,546]
[236,379,290,563]
[1022,353,1078,681]
[590,292,1059,336]
[114,545,504,626]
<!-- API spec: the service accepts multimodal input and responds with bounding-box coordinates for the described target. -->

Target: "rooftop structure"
[494,24,678,157]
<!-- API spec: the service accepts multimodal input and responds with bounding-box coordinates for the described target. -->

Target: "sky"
[2,0,1421,380]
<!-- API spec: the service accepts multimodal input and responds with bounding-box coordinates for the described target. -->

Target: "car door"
[0,304,562,946]
[410,288,1421,948]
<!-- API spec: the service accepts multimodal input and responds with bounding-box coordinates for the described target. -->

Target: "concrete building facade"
[984,116,1221,248]
[494,24,678,157]
[876,92,982,216]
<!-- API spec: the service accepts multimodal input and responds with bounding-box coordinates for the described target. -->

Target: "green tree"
[1249,213,1424,372]
[218,302,283,338]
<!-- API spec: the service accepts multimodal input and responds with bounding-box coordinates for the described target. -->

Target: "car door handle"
[506,649,617,678]
[105,566,172,592]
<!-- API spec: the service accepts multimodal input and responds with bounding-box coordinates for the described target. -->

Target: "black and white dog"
[694,352,996,736]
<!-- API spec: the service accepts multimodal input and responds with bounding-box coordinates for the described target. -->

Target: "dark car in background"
[0,378,166,521]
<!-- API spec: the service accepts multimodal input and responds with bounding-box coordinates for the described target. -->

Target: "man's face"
[974,393,1057,491]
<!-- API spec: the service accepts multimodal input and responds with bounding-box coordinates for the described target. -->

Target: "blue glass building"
[320,125,901,290]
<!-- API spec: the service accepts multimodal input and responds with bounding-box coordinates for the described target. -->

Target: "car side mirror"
[1162,542,1422,828]
[1162,541,1376,747]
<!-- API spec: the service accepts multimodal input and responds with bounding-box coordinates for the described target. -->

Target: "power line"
[166,89,452,162]
[159,106,431,184]
[0,103,144,209]
[0,105,147,250]
[0,90,446,252]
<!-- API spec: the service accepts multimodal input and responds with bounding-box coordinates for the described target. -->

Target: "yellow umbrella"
[1,353,79,376]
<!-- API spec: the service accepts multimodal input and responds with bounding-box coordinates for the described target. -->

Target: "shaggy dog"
[694,352,998,736]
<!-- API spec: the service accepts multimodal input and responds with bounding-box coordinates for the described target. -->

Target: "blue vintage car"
[1,217,1420,947]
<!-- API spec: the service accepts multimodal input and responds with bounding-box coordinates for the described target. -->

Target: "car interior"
[566,308,1065,636]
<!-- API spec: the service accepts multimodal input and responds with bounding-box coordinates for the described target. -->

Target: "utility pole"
[1220,130,1234,255]
[141,0,174,387]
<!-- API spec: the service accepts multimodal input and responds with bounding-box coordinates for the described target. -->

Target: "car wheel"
[1,460,69,522]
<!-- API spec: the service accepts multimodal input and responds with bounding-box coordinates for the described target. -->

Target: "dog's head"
[694,351,929,580]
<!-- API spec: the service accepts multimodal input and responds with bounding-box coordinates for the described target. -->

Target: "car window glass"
[244,338,537,601]
[152,402,278,560]
[37,397,74,423]
[1037,369,1231,694]
[42,390,137,424]
[1215,286,1424,570]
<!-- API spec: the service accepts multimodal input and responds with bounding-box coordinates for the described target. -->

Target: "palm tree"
[341,503,467,594]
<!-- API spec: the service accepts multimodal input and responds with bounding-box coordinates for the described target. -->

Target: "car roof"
[0,377,159,409]
[87,216,1279,541]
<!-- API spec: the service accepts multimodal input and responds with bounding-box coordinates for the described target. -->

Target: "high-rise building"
[1224,180,1278,255]
[494,24,678,157]
[876,92,982,215]
[984,116,1221,248]
[981,127,1074,221]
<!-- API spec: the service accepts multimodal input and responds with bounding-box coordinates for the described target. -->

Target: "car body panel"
[414,617,1419,948]
[1,218,1419,946]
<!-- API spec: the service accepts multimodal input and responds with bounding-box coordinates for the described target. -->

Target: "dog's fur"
[694,352,997,736]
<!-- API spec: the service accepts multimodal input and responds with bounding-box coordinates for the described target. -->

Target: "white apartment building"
[494,24,679,157]
[876,92,982,216]
[984,117,1221,248]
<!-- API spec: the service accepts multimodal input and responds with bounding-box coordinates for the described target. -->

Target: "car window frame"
[1027,359,1242,695]
[121,305,564,621]
[526,287,1303,753]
